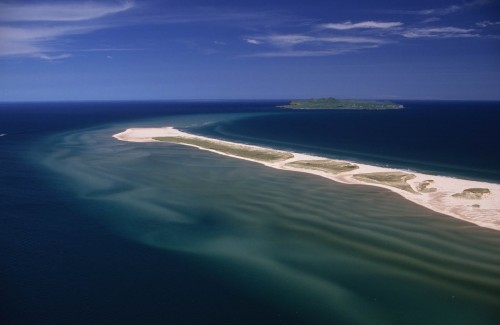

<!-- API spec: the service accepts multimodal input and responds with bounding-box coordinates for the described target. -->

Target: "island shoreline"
[113,127,500,231]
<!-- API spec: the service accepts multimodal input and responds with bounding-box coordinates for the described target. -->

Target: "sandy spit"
[114,127,500,231]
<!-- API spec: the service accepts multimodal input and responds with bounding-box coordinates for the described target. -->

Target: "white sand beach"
[114,127,500,231]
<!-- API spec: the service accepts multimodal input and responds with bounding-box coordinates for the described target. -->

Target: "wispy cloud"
[321,21,403,30]
[243,16,492,58]
[0,1,134,22]
[0,25,101,59]
[0,1,135,59]
[255,34,313,46]
[413,0,490,16]
[1,1,496,61]
[420,17,442,24]
[401,27,479,38]
[245,39,263,45]
[0,1,306,59]
[125,6,303,30]
[382,0,491,17]
[477,20,500,28]
[247,45,381,58]
[248,34,387,47]
[243,32,388,57]
[239,0,500,58]
[417,4,463,16]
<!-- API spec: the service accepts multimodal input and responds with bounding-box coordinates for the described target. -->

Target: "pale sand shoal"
[113,127,500,231]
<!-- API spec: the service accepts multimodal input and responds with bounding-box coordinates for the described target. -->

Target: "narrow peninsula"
[114,127,500,232]
[279,97,403,110]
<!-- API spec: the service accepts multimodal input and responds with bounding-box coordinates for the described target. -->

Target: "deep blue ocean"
[1,101,500,324]
[193,101,500,182]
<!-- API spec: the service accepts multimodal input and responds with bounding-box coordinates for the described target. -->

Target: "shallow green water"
[38,120,500,324]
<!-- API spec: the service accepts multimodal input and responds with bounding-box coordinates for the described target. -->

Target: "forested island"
[279,98,403,110]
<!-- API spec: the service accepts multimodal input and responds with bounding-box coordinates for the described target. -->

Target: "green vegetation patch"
[353,172,417,193]
[285,159,359,174]
[153,137,294,162]
[452,188,491,200]
[417,180,437,193]
[279,97,403,110]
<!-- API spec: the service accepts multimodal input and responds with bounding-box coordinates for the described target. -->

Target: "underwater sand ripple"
[114,127,500,231]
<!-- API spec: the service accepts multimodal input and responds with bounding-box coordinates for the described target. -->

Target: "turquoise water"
[2,102,500,324]
[36,114,500,324]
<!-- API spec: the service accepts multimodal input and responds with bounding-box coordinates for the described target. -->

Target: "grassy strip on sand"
[114,127,500,231]
[285,159,359,174]
[153,137,294,163]
[353,172,417,193]
[417,180,437,193]
[452,188,491,200]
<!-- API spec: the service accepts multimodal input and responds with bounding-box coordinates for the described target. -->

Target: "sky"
[0,0,499,101]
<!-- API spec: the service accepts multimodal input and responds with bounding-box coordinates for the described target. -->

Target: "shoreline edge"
[113,127,500,232]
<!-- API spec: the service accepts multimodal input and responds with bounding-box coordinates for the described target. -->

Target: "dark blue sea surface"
[0,101,292,324]
[1,101,500,324]
[193,101,500,182]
